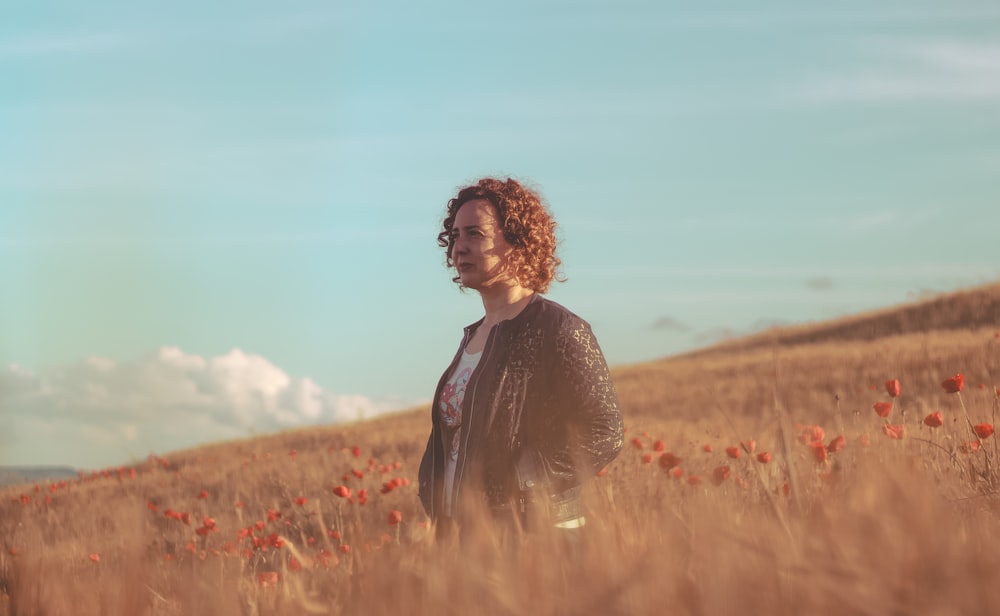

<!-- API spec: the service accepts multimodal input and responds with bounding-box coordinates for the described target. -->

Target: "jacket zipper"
[451,321,500,515]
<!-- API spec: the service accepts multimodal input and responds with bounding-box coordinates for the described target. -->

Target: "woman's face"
[449,199,515,292]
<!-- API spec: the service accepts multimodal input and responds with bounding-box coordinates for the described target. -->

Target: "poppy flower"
[885,379,901,398]
[351,446,362,458]
[882,424,906,439]
[338,544,351,554]
[923,412,944,428]
[941,374,964,394]
[357,488,369,505]
[88,553,100,563]
[810,442,828,463]
[289,556,302,572]
[197,490,209,500]
[974,423,994,439]
[641,453,654,464]
[702,444,713,453]
[294,497,307,507]
[687,475,702,486]
[725,446,741,459]
[712,465,731,485]
[959,441,982,454]
[257,572,280,588]
[827,435,846,453]
[630,437,645,450]
[652,440,665,452]
[658,452,681,470]
[333,486,351,499]
[742,439,757,453]
[756,452,772,464]
[596,467,609,477]
[388,510,403,526]
[798,425,825,445]
[872,402,893,418]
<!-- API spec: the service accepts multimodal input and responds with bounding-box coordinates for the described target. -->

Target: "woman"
[417,177,624,539]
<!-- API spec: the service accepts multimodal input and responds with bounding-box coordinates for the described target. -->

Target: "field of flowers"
[2,292,999,614]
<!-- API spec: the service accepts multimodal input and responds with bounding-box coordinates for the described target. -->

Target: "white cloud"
[0,348,403,468]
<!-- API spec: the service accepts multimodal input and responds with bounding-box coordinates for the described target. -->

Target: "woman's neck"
[479,284,535,329]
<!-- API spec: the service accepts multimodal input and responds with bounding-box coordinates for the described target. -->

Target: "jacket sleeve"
[515,316,624,492]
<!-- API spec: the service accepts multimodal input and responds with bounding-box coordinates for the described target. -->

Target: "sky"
[2,1,999,469]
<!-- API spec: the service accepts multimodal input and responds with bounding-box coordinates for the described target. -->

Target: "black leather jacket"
[418,295,624,526]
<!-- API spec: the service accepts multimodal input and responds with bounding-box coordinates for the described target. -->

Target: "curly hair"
[438,177,563,294]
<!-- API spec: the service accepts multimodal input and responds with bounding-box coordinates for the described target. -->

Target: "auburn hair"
[437,177,563,293]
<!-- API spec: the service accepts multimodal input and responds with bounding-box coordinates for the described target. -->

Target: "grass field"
[2,283,999,615]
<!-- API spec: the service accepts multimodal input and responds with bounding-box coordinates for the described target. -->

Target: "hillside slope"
[684,281,1000,357]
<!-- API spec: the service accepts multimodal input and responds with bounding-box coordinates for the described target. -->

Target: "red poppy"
[882,424,906,439]
[357,488,369,505]
[652,440,665,452]
[702,444,713,453]
[941,373,964,394]
[596,467,609,477]
[872,402,893,418]
[294,497,307,507]
[756,452,772,464]
[338,544,351,554]
[712,465,731,485]
[810,442,828,463]
[88,553,100,563]
[923,412,944,428]
[333,486,351,499]
[725,446,741,459]
[658,452,681,470]
[351,445,362,458]
[742,439,757,453]
[388,510,403,526]
[197,490,209,500]
[959,441,982,454]
[630,437,645,449]
[798,425,825,445]
[687,475,702,486]
[257,572,280,588]
[827,435,846,453]
[351,469,365,479]
[974,423,994,439]
[289,556,302,572]
[884,379,900,398]
[641,453,654,464]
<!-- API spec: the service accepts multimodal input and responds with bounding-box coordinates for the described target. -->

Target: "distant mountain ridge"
[0,466,78,488]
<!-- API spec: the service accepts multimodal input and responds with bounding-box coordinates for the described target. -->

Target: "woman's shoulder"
[523,295,591,330]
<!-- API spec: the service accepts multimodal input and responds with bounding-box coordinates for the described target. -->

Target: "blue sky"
[2,1,999,468]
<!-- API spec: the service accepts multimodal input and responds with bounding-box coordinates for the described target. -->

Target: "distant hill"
[0,466,78,488]
[682,281,1000,357]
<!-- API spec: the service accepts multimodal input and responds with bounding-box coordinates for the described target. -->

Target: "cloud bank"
[0,347,405,468]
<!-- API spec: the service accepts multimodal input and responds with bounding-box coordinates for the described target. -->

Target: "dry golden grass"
[2,283,999,615]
